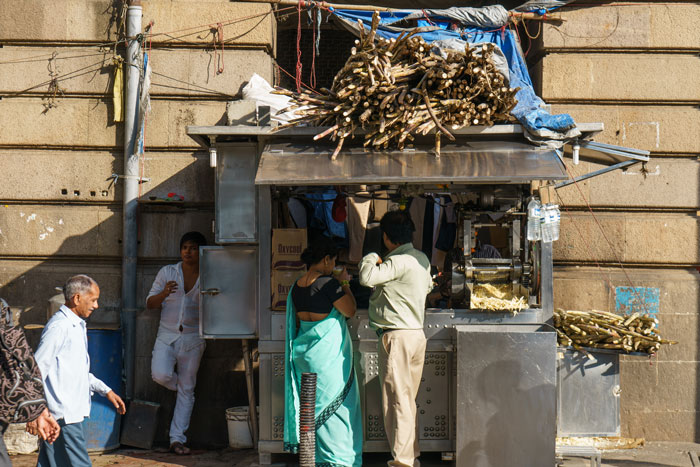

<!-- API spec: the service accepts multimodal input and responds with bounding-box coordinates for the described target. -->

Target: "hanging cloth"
[112,58,124,123]
[136,52,152,154]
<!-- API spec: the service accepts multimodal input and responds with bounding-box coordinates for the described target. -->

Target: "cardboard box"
[271,228,307,270]
[271,268,305,311]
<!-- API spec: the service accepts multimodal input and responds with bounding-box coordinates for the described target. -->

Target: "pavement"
[8,442,700,466]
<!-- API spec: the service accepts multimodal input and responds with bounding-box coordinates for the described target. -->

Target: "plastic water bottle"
[551,205,561,242]
[526,198,542,241]
[541,204,554,243]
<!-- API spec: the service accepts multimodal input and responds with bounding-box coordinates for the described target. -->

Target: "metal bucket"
[85,329,122,452]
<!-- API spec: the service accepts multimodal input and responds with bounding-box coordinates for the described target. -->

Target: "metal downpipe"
[122,1,142,399]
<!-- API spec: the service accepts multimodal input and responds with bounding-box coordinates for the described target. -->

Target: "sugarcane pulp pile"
[554,308,677,355]
[276,11,520,158]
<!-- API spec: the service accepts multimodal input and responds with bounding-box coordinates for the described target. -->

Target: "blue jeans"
[0,422,10,467]
[37,419,91,467]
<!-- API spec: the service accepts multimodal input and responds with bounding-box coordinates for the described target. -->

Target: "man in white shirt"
[146,231,206,455]
[35,275,126,467]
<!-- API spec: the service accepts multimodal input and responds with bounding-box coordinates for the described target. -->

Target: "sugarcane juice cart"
[187,121,612,466]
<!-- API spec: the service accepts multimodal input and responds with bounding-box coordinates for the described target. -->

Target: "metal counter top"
[260,308,546,353]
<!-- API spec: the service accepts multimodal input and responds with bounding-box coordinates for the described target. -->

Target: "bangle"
[340,280,350,287]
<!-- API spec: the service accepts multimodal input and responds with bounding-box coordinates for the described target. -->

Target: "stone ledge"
[534,54,700,103]
[0,0,273,47]
[535,4,700,51]
[551,105,700,155]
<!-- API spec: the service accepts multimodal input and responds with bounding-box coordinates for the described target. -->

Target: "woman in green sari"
[284,237,363,466]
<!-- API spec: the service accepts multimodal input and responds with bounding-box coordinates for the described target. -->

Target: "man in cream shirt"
[35,275,125,467]
[359,210,432,467]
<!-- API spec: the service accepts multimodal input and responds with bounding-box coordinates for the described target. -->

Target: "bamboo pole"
[239,0,562,21]
[276,12,520,154]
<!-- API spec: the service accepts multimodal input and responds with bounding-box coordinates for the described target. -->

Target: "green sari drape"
[284,284,363,467]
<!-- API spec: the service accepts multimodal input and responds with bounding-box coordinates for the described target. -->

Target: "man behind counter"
[359,211,432,467]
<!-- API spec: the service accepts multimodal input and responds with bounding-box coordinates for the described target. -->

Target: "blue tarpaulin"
[331,9,577,142]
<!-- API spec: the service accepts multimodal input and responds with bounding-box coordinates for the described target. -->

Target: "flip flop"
[169,442,191,455]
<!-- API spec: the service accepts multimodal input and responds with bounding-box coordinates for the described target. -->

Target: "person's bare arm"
[146,281,177,309]
[334,293,356,318]
[333,269,356,318]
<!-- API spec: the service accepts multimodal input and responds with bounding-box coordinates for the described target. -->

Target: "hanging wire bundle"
[274,11,519,158]
[554,308,677,355]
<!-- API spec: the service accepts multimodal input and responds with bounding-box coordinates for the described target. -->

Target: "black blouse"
[291,276,344,314]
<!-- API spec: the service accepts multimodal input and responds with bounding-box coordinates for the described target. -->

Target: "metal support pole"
[555,160,639,189]
[540,241,554,324]
[242,339,259,447]
[122,0,142,399]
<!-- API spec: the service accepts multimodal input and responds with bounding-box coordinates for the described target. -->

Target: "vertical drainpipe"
[123,0,142,399]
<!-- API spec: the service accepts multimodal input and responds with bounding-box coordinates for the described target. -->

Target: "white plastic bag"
[241,73,306,124]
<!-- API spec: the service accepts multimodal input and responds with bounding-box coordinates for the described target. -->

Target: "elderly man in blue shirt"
[34,275,126,467]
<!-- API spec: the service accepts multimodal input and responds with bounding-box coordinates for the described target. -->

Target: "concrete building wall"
[0,0,274,447]
[533,2,700,441]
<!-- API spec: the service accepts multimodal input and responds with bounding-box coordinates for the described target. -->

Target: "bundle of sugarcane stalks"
[274,11,519,158]
[554,308,677,356]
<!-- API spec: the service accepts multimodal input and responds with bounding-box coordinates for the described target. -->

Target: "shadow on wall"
[461,358,554,466]
[0,163,256,449]
[695,196,700,441]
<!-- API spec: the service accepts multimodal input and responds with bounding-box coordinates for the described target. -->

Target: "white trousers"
[151,333,206,444]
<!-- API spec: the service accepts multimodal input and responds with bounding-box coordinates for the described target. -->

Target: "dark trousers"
[37,419,91,467]
[0,422,10,467]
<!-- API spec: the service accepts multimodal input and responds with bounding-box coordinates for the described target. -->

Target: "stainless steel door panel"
[557,349,620,437]
[455,325,556,467]
[216,143,258,243]
[199,246,257,338]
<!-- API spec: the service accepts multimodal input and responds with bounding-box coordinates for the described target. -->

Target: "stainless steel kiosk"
[187,123,613,466]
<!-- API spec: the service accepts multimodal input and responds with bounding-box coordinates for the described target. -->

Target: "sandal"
[169,442,191,455]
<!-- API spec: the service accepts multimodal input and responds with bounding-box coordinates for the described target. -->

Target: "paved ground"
[9,442,700,466]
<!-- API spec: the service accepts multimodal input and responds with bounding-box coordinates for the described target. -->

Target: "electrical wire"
[147,7,293,46]
[0,50,112,66]
[559,162,656,316]
[555,190,618,302]
[2,58,110,96]
[150,71,235,97]
[274,62,317,92]
[0,6,294,67]
[149,82,231,97]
